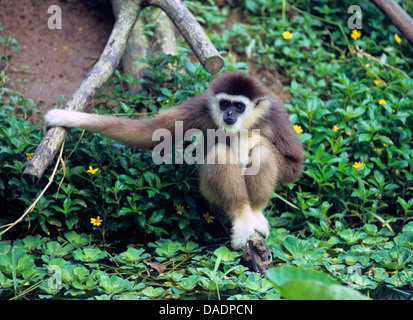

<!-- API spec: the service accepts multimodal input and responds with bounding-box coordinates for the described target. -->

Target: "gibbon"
[45,72,304,250]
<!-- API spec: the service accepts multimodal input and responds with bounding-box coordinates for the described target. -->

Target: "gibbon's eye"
[234,102,246,113]
[219,100,230,110]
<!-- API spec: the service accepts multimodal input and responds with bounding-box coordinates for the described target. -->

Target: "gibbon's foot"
[253,210,270,238]
[231,210,269,250]
[241,232,273,275]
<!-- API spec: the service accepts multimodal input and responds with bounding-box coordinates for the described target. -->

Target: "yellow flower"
[350,29,361,40]
[203,212,214,224]
[378,99,387,105]
[166,100,170,103]
[78,27,83,31]
[283,31,293,40]
[293,125,303,134]
[353,161,365,169]
[374,79,380,86]
[90,216,102,226]
[394,33,401,44]
[86,166,99,174]
[333,125,340,132]
[26,153,34,161]
[175,204,184,215]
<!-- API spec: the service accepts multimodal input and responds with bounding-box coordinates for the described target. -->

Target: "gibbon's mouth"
[224,118,237,125]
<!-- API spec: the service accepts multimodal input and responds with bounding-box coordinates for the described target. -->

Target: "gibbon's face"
[210,92,269,131]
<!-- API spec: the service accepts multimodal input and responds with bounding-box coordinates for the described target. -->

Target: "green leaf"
[0,242,12,255]
[99,275,133,295]
[113,247,150,266]
[141,286,164,298]
[64,232,89,247]
[154,240,182,258]
[337,229,367,244]
[73,247,108,262]
[178,275,200,291]
[266,265,370,300]
[213,246,242,263]
[0,249,35,275]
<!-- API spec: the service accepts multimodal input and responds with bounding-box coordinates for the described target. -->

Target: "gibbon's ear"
[254,98,266,108]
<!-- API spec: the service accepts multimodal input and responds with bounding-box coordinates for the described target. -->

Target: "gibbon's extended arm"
[45,93,211,150]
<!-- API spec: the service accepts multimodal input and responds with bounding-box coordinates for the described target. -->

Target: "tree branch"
[146,0,224,74]
[111,0,177,93]
[371,0,413,46]
[22,1,143,184]
[23,0,223,184]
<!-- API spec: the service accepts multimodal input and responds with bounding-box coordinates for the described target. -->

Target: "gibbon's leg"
[244,141,279,236]
[199,142,269,249]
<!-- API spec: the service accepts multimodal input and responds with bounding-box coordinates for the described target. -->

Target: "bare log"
[147,0,224,74]
[22,1,143,184]
[371,0,413,46]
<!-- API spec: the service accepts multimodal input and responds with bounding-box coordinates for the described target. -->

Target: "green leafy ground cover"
[1,0,413,300]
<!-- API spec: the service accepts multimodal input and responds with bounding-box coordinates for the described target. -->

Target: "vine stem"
[0,142,65,236]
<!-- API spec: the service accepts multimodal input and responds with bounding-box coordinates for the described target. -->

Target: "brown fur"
[45,72,304,248]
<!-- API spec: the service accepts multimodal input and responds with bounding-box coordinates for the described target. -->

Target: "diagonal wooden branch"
[22,1,144,185]
[23,0,224,185]
[371,0,413,46]
[146,0,224,74]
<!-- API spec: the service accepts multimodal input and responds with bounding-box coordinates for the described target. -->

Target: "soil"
[0,0,114,121]
[0,0,290,122]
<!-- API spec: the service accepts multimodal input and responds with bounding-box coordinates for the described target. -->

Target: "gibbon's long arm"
[45,93,212,150]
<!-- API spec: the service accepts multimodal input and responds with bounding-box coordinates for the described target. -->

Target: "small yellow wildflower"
[166,100,170,103]
[203,212,214,224]
[78,27,83,31]
[175,204,184,215]
[283,31,293,40]
[293,125,303,134]
[26,153,34,161]
[394,33,401,44]
[90,216,102,226]
[333,125,340,132]
[86,166,99,174]
[374,79,380,86]
[353,161,365,169]
[350,29,361,40]
[378,99,387,105]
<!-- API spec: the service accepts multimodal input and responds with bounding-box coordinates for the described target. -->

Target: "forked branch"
[22,0,223,185]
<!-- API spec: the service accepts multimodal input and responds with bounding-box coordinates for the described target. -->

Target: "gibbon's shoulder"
[174,91,210,117]
[267,96,289,114]
[256,96,291,128]
[172,92,216,131]
[257,96,304,157]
